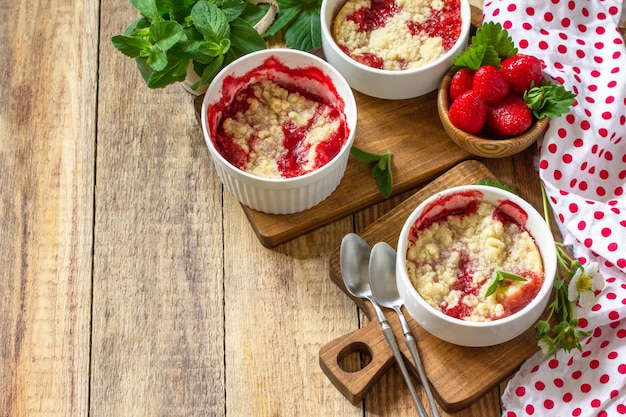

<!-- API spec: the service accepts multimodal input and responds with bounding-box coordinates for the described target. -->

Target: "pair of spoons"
[340,233,440,417]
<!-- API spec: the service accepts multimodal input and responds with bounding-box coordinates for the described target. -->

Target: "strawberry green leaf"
[284,7,321,51]
[524,82,577,119]
[265,0,322,51]
[477,179,517,194]
[472,21,517,59]
[451,43,500,72]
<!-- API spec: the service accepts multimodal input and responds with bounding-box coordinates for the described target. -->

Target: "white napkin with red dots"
[481,1,626,416]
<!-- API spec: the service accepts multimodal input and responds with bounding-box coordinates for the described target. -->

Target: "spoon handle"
[380,322,429,417]
[405,333,441,417]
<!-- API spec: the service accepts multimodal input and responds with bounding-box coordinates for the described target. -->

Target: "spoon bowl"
[369,242,441,417]
[340,233,375,301]
[339,233,427,416]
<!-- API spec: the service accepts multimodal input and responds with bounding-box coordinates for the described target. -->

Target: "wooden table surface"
[0,0,556,416]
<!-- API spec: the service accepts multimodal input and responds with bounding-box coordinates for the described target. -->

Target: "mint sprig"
[485,270,527,298]
[524,82,577,119]
[112,0,268,89]
[350,146,393,199]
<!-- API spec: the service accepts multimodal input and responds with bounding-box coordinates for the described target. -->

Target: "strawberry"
[472,65,510,105]
[484,95,533,138]
[448,90,487,135]
[449,68,474,101]
[501,54,543,96]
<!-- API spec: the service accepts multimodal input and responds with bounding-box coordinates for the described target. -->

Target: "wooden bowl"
[437,74,549,158]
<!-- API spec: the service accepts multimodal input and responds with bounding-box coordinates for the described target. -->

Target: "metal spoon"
[340,233,428,417]
[369,241,441,417]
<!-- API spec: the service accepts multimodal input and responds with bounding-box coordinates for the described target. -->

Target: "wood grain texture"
[90,0,227,416]
[0,0,98,416]
[223,192,363,416]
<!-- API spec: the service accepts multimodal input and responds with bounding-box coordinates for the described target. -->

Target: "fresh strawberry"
[472,65,510,105]
[501,54,543,96]
[449,68,474,101]
[448,90,487,135]
[484,95,533,138]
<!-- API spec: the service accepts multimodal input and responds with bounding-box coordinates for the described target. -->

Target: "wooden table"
[0,0,551,416]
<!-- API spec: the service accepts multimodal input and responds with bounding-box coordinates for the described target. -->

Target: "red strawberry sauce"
[207,56,349,178]
[406,0,462,50]
[347,0,399,32]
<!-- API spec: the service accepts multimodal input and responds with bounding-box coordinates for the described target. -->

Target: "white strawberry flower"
[567,262,604,308]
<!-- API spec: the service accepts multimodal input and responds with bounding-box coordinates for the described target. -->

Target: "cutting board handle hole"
[337,342,372,373]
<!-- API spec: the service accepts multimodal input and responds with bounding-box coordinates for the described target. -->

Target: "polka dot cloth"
[481,0,626,416]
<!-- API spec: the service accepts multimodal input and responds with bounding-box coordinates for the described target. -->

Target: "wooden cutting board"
[193,58,472,248]
[318,160,540,413]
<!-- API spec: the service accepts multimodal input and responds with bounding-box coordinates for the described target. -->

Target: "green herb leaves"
[265,0,322,51]
[477,179,517,194]
[485,270,527,298]
[112,0,268,89]
[451,22,517,72]
[472,21,518,62]
[524,82,577,119]
[350,146,393,199]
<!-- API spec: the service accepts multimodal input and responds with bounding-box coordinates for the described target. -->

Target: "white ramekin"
[320,0,472,100]
[201,48,357,215]
[396,185,557,347]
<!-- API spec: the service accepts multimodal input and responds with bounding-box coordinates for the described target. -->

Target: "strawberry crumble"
[406,200,544,322]
[332,0,462,70]
[214,79,348,179]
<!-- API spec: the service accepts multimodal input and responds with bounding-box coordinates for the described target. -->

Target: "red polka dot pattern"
[483,1,626,415]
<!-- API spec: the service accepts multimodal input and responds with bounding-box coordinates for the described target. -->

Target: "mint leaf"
[225,18,267,61]
[350,146,384,163]
[192,1,230,41]
[145,44,169,71]
[130,0,161,21]
[372,154,393,198]
[524,82,577,119]
[150,20,186,51]
[351,146,393,199]
[485,270,527,297]
[111,35,151,58]
[193,55,225,90]
[240,1,270,26]
[123,17,151,36]
[136,56,189,88]
[218,0,247,22]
